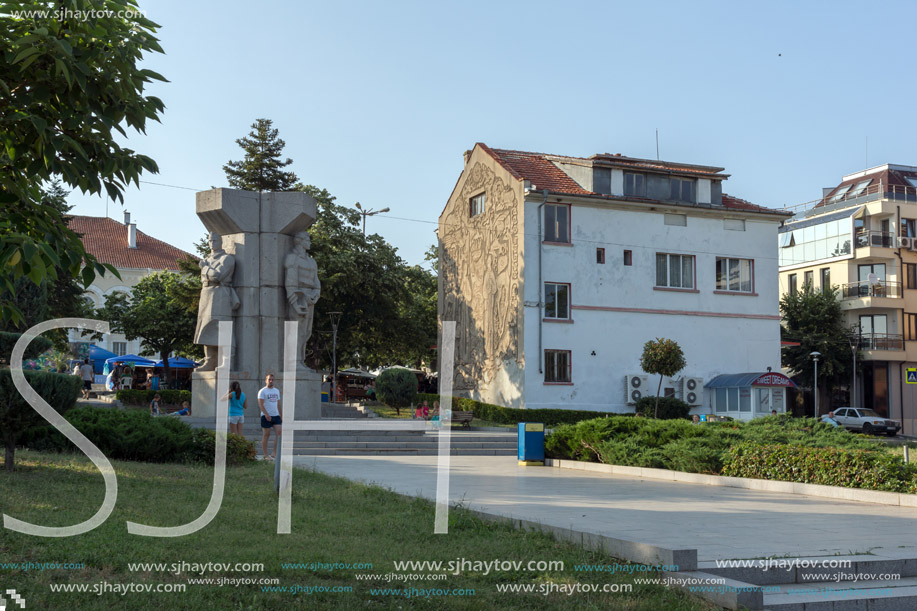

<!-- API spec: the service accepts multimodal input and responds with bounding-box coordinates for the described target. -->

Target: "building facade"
[777,164,917,435]
[438,143,791,418]
[68,211,192,356]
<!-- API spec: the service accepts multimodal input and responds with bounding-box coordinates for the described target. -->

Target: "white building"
[438,144,792,419]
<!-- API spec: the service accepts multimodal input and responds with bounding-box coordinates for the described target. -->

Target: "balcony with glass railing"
[840,280,902,299]
[855,230,896,249]
[782,180,917,220]
[859,333,904,351]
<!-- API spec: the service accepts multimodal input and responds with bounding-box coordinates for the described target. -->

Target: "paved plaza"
[294,455,917,563]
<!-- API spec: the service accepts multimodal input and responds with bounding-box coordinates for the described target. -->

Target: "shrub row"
[633,396,692,420]
[116,389,192,406]
[22,406,255,465]
[722,443,917,493]
[416,393,617,426]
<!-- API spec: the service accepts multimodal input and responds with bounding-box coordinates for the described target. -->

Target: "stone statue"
[194,231,240,371]
[284,231,320,368]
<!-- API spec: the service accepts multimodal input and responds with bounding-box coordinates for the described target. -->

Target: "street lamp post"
[848,332,860,407]
[329,312,342,403]
[810,351,821,416]
[354,202,390,236]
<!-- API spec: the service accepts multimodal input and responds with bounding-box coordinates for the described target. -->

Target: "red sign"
[751,373,795,387]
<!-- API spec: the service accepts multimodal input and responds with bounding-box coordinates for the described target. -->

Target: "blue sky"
[65,0,917,267]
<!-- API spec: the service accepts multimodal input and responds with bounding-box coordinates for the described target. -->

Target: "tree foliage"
[0,0,166,324]
[640,338,686,419]
[223,118,299,192]
[375,368,418,415]
[780,285,857,413]
[94,272,197,384]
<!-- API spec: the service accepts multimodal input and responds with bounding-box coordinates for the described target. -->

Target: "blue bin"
[517,422,545,464]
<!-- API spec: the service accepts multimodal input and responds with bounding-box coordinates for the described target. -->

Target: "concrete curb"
[545,458,917,507]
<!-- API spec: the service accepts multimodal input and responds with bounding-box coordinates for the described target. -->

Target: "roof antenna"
[656,128,660,161]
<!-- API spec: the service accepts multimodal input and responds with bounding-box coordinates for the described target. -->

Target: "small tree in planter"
[640,338,686,419]
[375,368,418,416]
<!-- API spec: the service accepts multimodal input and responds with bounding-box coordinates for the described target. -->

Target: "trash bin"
[517,422,545,466]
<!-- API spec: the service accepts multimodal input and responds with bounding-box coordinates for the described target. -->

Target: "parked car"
[833,407,901,436]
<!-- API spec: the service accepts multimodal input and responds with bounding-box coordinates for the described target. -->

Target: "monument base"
[192,370,321,421]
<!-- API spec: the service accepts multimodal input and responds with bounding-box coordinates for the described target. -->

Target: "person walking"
[149,393,162,416]
[258,373,282,460]
[79,358,94,400]
[223,381,247,437]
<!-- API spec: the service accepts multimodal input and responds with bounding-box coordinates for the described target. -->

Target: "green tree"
[95,272,197,385]
[223,118,299,191]
[0,0,166,324]
[780,285,857,414]
[640,338,687,419]
[375,368,418,416]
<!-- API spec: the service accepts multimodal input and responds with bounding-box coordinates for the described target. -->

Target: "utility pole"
[848,332,860,407]
[354,202,390,236]
[329,312,342,403]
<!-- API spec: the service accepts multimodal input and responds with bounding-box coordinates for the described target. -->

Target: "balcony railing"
[855,230,896,249]
[860,333,904,351]
[783,180,917,220]
[841,280,902,299]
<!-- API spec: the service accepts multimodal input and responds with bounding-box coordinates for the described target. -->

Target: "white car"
[833,407,901,436]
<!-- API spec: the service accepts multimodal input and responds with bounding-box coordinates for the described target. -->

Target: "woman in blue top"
[222,381,247,436]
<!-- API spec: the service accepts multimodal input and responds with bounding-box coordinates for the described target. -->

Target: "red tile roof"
[68,216,192,271]
[478,143,782,215]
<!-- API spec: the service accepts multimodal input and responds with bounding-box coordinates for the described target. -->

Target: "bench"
[451,410,473,429]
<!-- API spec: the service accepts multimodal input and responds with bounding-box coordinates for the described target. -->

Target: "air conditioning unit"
[680,377,704,405]
[625,375,649,404]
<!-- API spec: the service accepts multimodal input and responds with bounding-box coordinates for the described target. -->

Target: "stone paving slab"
[293,455,917,563]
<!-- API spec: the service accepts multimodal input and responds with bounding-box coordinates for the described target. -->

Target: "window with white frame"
[714,387,752,412]
[544,204,570,243]
[112,341,127,356]
[544,349,571,383]
[469,193,485,217]
[544,283,570,319]
[715,257,753,293]
[656,253,694,289]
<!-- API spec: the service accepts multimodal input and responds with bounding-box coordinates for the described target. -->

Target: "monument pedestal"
[192,370,321,421]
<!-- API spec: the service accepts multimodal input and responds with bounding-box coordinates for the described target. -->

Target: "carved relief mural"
[440,162,520,390]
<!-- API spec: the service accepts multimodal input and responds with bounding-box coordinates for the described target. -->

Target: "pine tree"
[223,119,299,191]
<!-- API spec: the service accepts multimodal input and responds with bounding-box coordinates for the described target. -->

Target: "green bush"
[0,331,53,364]
[0,369,81,470]
[722,442,917,493]
[417,393,617,426]
[633,396,691,420]
[376,368,418,414]
[22,406,255,465]
[116,389,191,407]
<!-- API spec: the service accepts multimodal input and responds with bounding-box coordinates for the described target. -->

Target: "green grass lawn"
[369,404,515,429]
[0,451,713,610]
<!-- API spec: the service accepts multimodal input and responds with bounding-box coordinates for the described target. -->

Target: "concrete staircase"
[680,554,917,610]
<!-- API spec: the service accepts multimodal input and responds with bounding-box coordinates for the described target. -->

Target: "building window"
[112,341,127,356]
[544,283,570,320]
[907,264,917,289]
[820,267,830,291]
[469,193,485,217]
[903,219,917,238]
[623,250,632,266]
[656,253,694,289]
[906,314,917,341]
[664,213,687,226]
[544,350,571,383]
[715,258,753,293]
[804,270,814,289]
[624,172,645,197]
[724,218,745,231]
[596,248,605,264]
[788,274,797,294]
[544,204,570,243]
[670,177,695,203]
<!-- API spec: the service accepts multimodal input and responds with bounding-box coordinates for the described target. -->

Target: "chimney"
[128,223,137,248]
[124,210,131,225]
[463,150,472,166]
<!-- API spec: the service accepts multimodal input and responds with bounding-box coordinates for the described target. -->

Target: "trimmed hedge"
[23,406,255,465]
[722,442,917,493]
[116,389,191,407]
[416,393,617,426]
[0,331,53,364]
[633,396,691,420]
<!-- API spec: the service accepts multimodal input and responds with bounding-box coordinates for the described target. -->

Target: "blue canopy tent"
[88,344,116,374]
[104,354,156,367]
[153,357,198,369]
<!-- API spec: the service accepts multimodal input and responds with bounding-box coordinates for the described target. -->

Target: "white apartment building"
[438,143,792,419]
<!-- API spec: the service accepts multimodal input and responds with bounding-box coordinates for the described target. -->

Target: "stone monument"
[191,189,321,420]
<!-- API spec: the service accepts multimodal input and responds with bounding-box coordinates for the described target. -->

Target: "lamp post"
[848,332,860,407]
[329,312,342,403]
[810,351,821,416]
[354,202,390,236]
